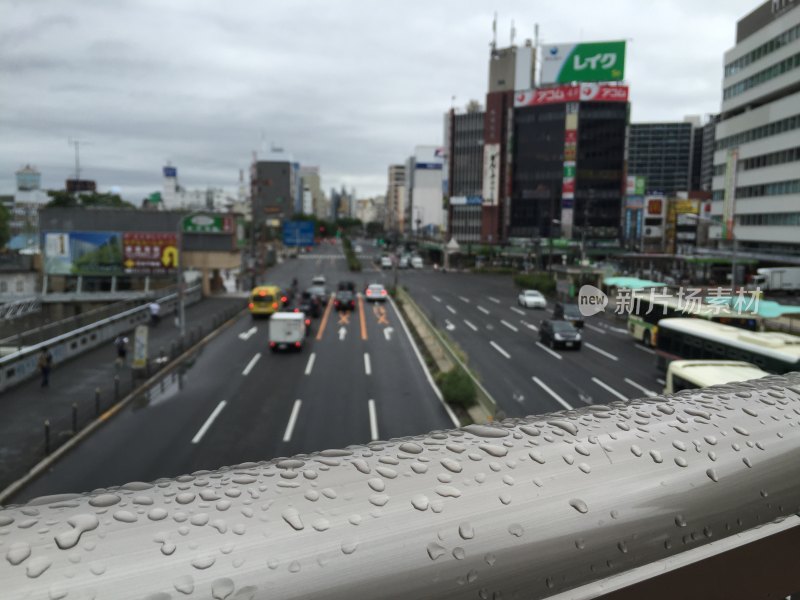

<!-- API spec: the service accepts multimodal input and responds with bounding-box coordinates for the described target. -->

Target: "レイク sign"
[541,41,626,84]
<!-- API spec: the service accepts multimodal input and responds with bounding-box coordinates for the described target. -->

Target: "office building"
[299,166,328,220]
[405,146,444,237]
[250,159,295,226]
[628,122,693,195]
[712,0,800,257]
[445,107,484,243]
[700,114,720,192]
[385,164,406,233]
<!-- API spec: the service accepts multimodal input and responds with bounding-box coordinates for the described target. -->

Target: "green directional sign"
[541,40,626,84]
[563,165,576,178]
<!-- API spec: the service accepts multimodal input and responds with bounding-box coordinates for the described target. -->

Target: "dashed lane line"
[535,341,562,360]
[464,320,479,332]
[477,305,490,315]
[282,400,302,442]
[532,377,573,410]
[592,377,629,401]
[304,352,316,376]
[490,341,511,359]
[242,353,261,376]
[500,320,519,332]
[368,399,379,441]
[192,401,227,444]
[584,343,619,361]
[624,377,657,397]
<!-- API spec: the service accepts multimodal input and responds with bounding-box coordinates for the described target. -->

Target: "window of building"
[723,52,800,100]
[725,24,800,76]
[716,114,800,150]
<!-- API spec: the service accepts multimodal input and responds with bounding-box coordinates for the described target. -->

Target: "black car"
[539,319,582,350]
[334,289,356,311]
[298,291,322,318]
[553,302,585,328]
[338,281,356,292]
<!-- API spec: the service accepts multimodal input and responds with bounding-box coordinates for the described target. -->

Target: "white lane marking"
[304,352,316,376]
[510,307,526,316]
[383,327,394,341]
[624,377,657,397]
[521,320,538,332]
[545,307,554,314]
[387,297,460,427]
[192,401,227,444]
[477,305,490,315]
[488,296,501,304]
[364,352,372,376]
[635,345,655,354]
[585,323,606,334]
[536,341,562,360]
[500,320,519,332]
[458,296,470,303]
[584,342,619,361]
[490,341,511,359]
[432,295,442,303]
[238,326,257,341]
[338,326,347,341]
[532,377,573,410]
[464,319,478,332]
[657,377,666,385]
[368,399,379,441]
[592,377,629,401]
[446,305,457,315]
[606,325,630,334]
[283,400,302,442]
[242,353,261,376]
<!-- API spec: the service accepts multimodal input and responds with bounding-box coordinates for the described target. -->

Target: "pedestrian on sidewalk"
[38,346,53,387]
[115,335,128,367]
[149,301,161,326]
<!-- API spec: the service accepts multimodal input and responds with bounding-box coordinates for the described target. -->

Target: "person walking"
[149,301,161,326]
[115,335,128,368]
[38,346,52,387]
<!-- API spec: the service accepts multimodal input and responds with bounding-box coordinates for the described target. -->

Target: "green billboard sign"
[182,214,233,234]
[541,41,626,84]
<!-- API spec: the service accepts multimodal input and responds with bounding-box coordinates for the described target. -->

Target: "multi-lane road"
[13,243,455,502]
[13,241,664,502]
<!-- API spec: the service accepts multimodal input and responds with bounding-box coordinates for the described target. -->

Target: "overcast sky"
[1,0,758,201]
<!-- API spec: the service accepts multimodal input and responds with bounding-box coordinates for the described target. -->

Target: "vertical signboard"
[482,143,501,205]
[132,325,148,370]
[560,103,579,239]
[722,149,738,240]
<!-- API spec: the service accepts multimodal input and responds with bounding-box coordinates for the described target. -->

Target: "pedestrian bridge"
[1,374,798,599]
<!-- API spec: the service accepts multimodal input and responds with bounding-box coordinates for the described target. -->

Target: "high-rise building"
[405,146,444,237]
[445,107,485,243]
[628,122,693,195]
[250,159,295,226]
[299,166,328,220]
[700,114,720,192]
[385,165,406,233]
[712,0,800,257]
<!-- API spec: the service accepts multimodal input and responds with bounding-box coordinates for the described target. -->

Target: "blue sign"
[283,221,315,247]
[415,163,443,170]
[163,166,177,178]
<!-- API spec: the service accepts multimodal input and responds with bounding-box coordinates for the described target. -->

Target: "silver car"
[518,289,546,309]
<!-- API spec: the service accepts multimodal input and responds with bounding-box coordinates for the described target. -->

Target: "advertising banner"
[132,325,148,370]
[482,143,501,205]
[541,41,626,84]
[123,232,178,274]
[449,196,483,206]
[626,175,646,196]
[514,84,628,107]
[44,231,123,275]
[625,195,644,210]
[722,149,738,240]
[182,214,234,234]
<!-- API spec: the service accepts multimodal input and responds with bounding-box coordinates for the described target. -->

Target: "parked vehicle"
[553,302,584,328]
[268,312,309,351]
[248,285,288,318]
[517,289,546,309]
[365,283,388,302]
[411,256,423,269]
[539,319,582,350]
[749,267,800,292]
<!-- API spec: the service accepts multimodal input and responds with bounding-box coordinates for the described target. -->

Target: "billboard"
[514,84,629,107]
[449,196,483,206]
[44,231,123,275]
[182,214,234,234]
[626,176,646,196]
[722,149,738,240]
[541,41,626,84]
[283,220,315,247]
[123,232,178,274]
[482,143,501,205]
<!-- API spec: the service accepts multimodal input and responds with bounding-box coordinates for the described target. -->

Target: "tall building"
[628,121,693,195]
[406,146,444,236]
[712,0,800,257]
[250,159,295,228]
[690,117,704,192]
[700,114,720,192]
[510,87,629,244]
[299,166,328,220]
[385,165,406,233]
[445,107,485,243]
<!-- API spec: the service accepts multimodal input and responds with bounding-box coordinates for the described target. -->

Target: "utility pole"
[67,138,88,198]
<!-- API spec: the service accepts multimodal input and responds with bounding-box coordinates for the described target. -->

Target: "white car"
[354,245,363,253]
[398,255,410,269]
[411,256,423,269]
[311,275,326,286]
[380,256,392,269]
[518,289,546,309]
[365,283,388,302]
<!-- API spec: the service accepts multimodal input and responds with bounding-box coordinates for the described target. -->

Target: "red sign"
[123,232,178,274]
[564,130,577,144]
[562,179,576,194]
[515,84,629,107]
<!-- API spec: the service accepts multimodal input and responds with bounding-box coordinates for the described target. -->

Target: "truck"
[749,267,800,293]
[268,312,309,352]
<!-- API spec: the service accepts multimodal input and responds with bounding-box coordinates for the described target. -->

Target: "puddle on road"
[131,349,203,411]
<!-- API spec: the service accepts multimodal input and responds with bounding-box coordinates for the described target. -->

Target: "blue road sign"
[282,221,315,247]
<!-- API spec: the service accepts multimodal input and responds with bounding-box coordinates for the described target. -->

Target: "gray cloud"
[1,0,757,200]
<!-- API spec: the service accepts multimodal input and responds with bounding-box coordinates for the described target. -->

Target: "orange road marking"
[338,311,351,325]
[316,296,334,340]
[359,296,368,340]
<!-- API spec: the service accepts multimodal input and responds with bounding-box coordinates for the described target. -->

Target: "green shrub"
[514,272,555,294]
[439,367,476,408]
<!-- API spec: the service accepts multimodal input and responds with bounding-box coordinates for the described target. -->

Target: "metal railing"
[1,374,798,599]
[0,285,202,393]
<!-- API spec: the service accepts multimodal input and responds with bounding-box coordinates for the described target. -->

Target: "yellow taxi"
[248,285,287,318]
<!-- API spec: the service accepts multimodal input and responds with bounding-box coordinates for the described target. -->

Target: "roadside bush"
[472,266,516,275]
[514,272,555,295]
[438,367,477,408]
[347,254,362,272]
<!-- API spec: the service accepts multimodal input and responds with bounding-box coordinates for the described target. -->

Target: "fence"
[0,374,798,599]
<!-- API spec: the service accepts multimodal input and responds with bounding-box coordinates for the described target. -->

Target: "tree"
[46,190,135,209]
[0,204,10,249]
[365,221,384,237]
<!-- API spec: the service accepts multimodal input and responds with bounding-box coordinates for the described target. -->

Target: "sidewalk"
[0,296,245,493]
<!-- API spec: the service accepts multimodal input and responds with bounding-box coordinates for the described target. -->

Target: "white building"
[711,0,800,257]
[406,145,444,236]
[161,165,229,210]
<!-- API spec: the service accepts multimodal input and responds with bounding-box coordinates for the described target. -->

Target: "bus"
[627,294,761,347]
[664,359,769,395]
[654,318,800,374]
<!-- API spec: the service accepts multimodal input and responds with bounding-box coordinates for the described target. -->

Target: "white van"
[269,312,309,351]
[411,256,423,269]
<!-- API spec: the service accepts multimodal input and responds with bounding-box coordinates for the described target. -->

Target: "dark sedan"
[539,319,582,350]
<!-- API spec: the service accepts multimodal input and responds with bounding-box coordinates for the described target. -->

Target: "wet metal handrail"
[1,374,799,599]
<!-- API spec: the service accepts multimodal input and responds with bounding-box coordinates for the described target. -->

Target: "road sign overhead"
[282,220,315,247]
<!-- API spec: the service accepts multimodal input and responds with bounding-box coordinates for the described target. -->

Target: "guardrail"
[1,374,798,599]
[0,285,202,393]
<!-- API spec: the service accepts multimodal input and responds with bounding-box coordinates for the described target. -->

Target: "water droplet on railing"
[569,499,588,514]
